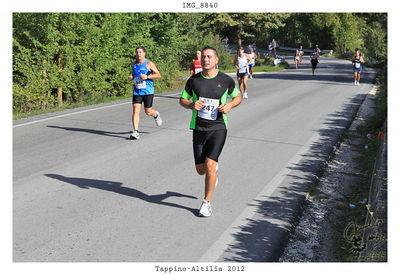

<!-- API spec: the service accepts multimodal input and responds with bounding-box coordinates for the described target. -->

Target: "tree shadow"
[222,92,371,262]
[47,125,149,139]
[45,174,199,216]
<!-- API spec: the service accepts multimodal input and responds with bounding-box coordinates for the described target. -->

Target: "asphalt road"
[13,57,376,262]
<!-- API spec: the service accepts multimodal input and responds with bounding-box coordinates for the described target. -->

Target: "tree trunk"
[57,86,63,107]
[42,68,47,110]
[57,55,63,107]
[237,23,242,47]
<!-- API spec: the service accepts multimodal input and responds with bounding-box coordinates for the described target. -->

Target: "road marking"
[13,92,183,129]
[198,131,321,262]
[13,101,132,128]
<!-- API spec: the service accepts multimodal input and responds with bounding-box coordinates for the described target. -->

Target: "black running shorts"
[132,94,154,108]
[237,69,249,78]
[311,59,318,69]
[193,129,227,164]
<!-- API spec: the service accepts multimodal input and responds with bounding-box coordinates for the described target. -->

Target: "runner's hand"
[218,103,232,114]
[140,74,148,80]
[193,99,206,110]
[128,75,133,81]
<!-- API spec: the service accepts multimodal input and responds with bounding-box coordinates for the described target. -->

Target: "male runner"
[179,46,242,217]
[234,47,251,99]
[128,46,162,140]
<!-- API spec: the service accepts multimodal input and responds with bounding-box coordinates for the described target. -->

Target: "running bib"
[239,66,247,73]
[134,76,146,89]
[198,97,219,120]
[355,63,361,69]
[195,68,203,74]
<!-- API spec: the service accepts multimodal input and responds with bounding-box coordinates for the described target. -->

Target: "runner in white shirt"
[248,48,257,79]
[234,47,251,99]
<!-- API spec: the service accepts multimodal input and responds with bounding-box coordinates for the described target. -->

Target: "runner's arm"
[128,62,134,81]
[218,94,242,114]
[141,60,161,80]
[180,98,205,111]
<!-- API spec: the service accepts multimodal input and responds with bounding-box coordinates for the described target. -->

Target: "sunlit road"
[13,57,375,261]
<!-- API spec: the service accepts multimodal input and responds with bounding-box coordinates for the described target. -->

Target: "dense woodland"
[13,13,387,115]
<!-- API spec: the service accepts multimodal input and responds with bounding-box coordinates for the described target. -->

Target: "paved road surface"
[13,57,375,262]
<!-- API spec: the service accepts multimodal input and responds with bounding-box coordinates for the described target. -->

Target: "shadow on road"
[47,125,149,139]
[222,92,369,262]
[45,174,199,216]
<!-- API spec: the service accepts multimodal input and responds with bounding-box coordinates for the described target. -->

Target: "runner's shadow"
[45,174,199,216]
[47,125,150,139]
[155,94,181,99]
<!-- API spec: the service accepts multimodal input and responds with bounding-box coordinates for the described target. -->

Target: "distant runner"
[248,48,257,79]
[315,44,321,55]
[298,45,304,64]
[268,42,273,56]
[310,47,320,76]
[179,46,242,217]
[128,46,162,140]
[191,50,203,75]
[272,39,278,58]
[352,48,365,86]
[234,47,251,99]
[294,49,300,69]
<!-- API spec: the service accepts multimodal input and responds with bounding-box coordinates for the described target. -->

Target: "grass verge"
[331,67,387,261]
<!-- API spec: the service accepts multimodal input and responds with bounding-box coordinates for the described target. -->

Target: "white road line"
[13,92,183,129]
[13,101,132,128]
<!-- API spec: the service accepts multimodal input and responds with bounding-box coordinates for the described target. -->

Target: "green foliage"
[13,12,387,117]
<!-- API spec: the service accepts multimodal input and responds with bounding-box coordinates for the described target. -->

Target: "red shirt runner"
[192,59,203,75]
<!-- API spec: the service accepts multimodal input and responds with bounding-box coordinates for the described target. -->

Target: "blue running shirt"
[133,59,154,95]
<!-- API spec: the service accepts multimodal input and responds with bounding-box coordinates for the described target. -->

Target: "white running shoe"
[129,130,140,140]
[244,92,248,99]
[354,81,357,86]
[154,111,162,126]
[250,75,253,79]
[199,199,212,217]
[356,81,360,86]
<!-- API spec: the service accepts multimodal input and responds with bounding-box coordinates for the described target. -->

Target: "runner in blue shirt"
[352,48,365,86]
[128,46,162,140]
